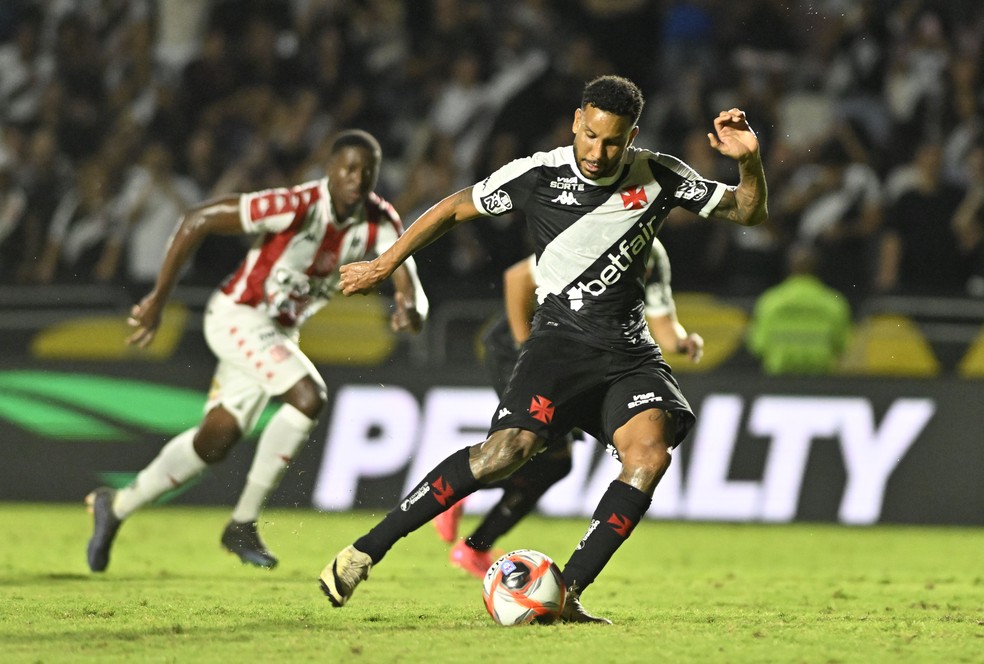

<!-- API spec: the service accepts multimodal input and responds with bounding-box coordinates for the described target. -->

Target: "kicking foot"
[221,520,278,569]
[432,499,464,543]
[449,539,494,579]
[557,587,612,625]
[319,545,372,607]
[85,487,122,572]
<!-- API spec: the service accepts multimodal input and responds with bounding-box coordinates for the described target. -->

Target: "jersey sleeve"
[644,239,676,318]
[652,153,727,218]
[370,195,405,254]
[371,195,430,320]
[471,155,540,216]
[238,179,324,234]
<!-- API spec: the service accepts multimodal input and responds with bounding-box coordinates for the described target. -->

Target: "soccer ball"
[482,549,566,625]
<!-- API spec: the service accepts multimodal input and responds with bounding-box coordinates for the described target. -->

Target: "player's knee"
[282,376,327,419]
[619,439,672,492]
[192,425,239,463]
[192,406,243,463]
[470,429,543,483]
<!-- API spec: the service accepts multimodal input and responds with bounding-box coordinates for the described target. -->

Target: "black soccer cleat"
[221,520,279,569]
[85,487,122,573]
[557,587,613,625]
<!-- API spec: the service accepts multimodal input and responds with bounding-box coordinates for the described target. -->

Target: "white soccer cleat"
[319,545,372,607]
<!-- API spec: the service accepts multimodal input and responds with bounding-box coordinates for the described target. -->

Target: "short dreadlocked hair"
[581,75,645,125]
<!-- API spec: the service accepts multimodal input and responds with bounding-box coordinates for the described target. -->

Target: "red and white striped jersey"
[220,178,404,328]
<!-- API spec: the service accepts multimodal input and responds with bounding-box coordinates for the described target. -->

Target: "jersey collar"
[563,144,629,187]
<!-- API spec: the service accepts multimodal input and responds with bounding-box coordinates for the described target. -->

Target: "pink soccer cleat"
[432,499,464,543]
[449,539,495,580]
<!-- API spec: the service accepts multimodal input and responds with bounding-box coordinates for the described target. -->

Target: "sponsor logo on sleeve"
[481,189,513,214]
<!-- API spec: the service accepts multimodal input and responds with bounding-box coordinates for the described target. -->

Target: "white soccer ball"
[482,549,566,625]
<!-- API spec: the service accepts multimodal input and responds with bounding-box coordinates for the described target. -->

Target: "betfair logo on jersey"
[551,191,580,206]
[674,179,709,201]
[481,189,513,214]
[565,216,659,310]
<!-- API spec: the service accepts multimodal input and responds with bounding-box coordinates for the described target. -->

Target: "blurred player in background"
[434,240,704,578]
[85,130,427,572]
[324,75,767,623]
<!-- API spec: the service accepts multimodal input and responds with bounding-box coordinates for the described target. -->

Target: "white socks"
[111,404,315,523]
[231,404,315,523]
[113,427,207,519]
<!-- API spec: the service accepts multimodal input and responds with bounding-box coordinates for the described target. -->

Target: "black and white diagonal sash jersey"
[472,145,726,352]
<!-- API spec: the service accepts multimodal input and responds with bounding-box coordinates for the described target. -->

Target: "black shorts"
[488,332,695,450]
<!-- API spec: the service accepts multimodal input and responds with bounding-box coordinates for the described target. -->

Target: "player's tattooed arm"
[712,166,768,227]
[706,109,768,227]
[341,187,483,295]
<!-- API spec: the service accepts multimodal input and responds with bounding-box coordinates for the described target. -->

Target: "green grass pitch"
[0,504,981,663]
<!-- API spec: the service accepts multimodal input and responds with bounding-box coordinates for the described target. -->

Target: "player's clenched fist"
[125,294,162,348]
[339,260,385,295]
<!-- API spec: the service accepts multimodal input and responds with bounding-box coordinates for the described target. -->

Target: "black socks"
[355,447,481,563]
[561,479,651,591]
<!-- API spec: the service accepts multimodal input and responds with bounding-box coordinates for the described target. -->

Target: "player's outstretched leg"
[318,442,506,606]
[85,487,122,572]
[449,442,572,579]
[221,520,278,569]
[558,479,655,624]
[319,545,373,607]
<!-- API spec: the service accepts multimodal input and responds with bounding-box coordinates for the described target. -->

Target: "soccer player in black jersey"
[434,242,704,579]
[322,75,768,623]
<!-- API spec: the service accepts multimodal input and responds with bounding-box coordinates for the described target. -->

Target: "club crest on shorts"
[529,395,555,424]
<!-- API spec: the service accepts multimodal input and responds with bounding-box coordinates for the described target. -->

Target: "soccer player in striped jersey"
[435,240,704,578]
[322,75,767,623]
[85,130,428,572]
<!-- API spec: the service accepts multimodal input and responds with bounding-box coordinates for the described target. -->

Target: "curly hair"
[581,75,645,124]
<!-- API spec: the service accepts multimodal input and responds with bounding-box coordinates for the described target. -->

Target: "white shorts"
[202,292,324,433]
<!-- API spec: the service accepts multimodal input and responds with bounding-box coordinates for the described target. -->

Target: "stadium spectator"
[875,140,967,295]
[747,243,852,375]
[320,76,767,623]
[10,126,72,283]
[951,142,984,297]
[35,159,120,284]
[0,5,53,127]
[782,134,884,306]
[435,239,704,579]
[0,159,28,280]
[84,129,428,573]
[115,141,201,288]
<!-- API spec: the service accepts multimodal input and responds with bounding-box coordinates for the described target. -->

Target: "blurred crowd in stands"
[0,0,982,314]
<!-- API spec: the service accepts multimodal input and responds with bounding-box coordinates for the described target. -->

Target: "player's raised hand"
[126,293,164,348]
[339,260,386,295]
[679,332,704,363]
[390,292,423,333]
[707,109,759,162]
